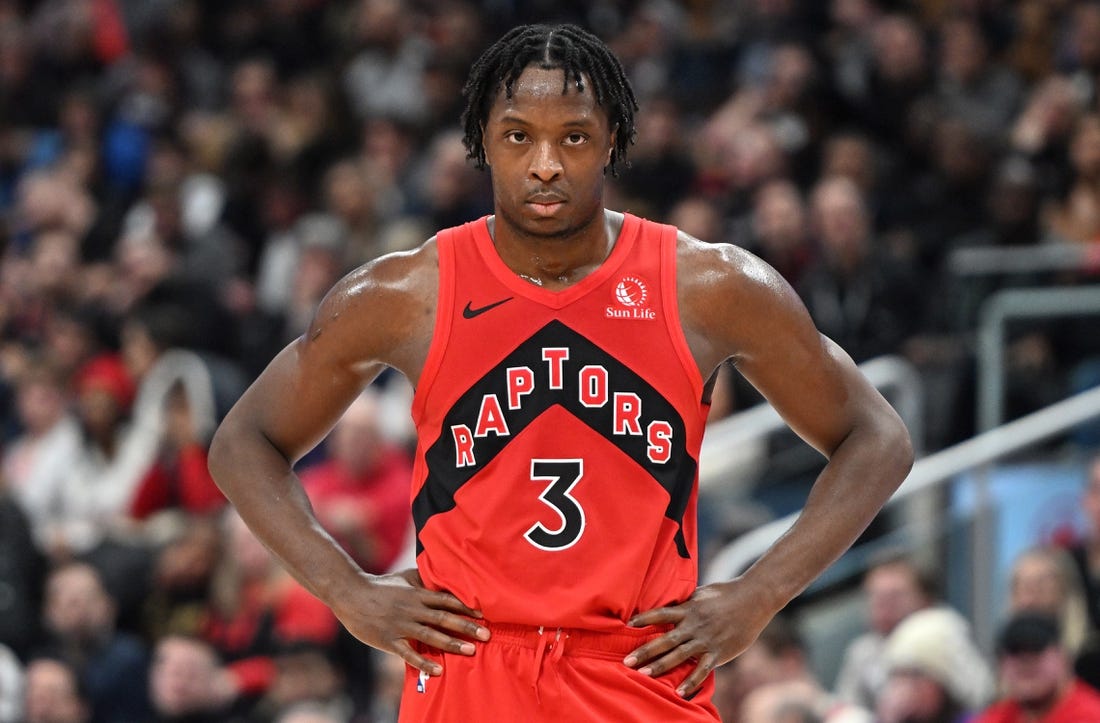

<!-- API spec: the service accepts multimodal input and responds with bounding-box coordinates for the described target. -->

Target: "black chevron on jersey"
[413,319,696,557]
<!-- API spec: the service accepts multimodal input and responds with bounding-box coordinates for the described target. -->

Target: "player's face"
[482,65,615,241]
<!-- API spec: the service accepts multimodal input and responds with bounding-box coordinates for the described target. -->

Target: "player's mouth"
[527,201,565,217]
[526,193,567,217]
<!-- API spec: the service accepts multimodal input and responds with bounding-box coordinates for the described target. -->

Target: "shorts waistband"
[484,621,671,659]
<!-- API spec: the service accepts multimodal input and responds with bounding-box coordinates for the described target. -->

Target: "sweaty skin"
[208,66,913,698]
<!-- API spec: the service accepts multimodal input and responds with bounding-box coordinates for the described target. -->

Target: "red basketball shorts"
[398,621,720,722]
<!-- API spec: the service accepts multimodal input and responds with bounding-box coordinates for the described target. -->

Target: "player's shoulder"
[319,237,439,314]
[673,228,788,301]
[306,237,439,357]
[344,236,439,294]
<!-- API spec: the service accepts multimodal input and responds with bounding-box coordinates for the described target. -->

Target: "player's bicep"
[709,253,871,457]
[736,324,870,458]
[235,333,384,465]
[227,272,395,465]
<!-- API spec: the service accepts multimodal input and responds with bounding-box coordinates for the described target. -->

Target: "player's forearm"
[208,420,366,605]
[739,407,913,610]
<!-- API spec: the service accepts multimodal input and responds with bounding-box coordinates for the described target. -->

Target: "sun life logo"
[614,276,647,307]
[607,276,656,320]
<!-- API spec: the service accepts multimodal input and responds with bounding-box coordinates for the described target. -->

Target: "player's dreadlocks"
[460,24,638,176]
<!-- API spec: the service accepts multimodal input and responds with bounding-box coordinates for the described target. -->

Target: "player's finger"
[408,623,480,656]
[675,653,718,698]
[419,605,491,641]
[635,639,706,678]
[421,589,485,620]
[628,605,683,628]
[392,639,444,676]
[623,628,684,668]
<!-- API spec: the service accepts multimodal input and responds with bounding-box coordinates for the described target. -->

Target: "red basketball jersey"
[410,213,708,631]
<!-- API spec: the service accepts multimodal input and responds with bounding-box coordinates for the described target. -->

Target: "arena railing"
[949,240,1100,278]
[976,284,1100,432]
[698,354,925,494]
[702,384,1100,651]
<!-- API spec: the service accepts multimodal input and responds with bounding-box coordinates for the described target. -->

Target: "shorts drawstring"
[529,626,568,703]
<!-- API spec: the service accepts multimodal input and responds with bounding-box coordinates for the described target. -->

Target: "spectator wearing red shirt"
[300,390,412,574]
[129,382,225,520]
[202,510,339,702]
[975,612,1100,723]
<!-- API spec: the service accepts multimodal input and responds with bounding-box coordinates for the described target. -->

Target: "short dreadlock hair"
[460,24,638,176]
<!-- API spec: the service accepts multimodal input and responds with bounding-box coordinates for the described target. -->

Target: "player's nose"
[529,140,563,182]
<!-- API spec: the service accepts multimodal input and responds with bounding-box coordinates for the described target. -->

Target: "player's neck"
[488,209,622,289]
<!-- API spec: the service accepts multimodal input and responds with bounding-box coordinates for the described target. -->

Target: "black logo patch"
[462,297,513,319]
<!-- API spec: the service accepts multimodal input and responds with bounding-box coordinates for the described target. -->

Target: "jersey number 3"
[525,459,585,551]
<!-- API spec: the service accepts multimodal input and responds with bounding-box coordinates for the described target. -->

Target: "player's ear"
[606,126,617,167]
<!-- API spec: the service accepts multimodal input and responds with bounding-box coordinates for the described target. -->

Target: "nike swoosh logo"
[462,297,513,319]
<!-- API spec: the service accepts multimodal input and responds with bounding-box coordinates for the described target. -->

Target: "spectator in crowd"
[201,510,339,710]
[819,132,879,207]
[846,13,932,150]
[736,616,872,723]
[341,0,432,126]
[300,390,413,574]
[20,226,84,327]
[1064,456,1100,643]
[711,650,751,723]
[147,633,236,723]
[933,14,1024,145]
[0,642,24,723]
[833,552,938,709]
[321,159,387,269]
[900,116,997,273]
[251,212,351,361]
[36,561,151,723]
[405,129,492,232]
[1060,3,1100,109]
[120,300,240,524]
[667,195,726,251]
[875,607,994,723]
[22,655,91,723]
[127,381,225,523]
[1008,75,1082,196]
[798,175,922,363]
[22,353,156,560]
[363,651,406,723]
[258,642,351,723]
[974,612,1100,723]
[37,304,109,386]
[1043,112,1100,244]
[141,515,222,643]
[2,359,82,514]
[1006,545,1098,686]
[744,178,814,289]
[0,473,45,660]
[1067,456,1100,602]
[614,95,697,219]
[937,155,1045,335]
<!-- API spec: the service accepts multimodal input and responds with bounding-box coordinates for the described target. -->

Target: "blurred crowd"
[4,0,1100,720]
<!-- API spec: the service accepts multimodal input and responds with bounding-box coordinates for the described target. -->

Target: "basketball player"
[208,24,913,721]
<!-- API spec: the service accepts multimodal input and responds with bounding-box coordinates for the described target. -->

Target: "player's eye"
[506,131,528,143]
[564,133,588,145]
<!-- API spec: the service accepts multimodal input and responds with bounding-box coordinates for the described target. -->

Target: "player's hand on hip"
[624,580,772,698]
[334,568,490,676]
